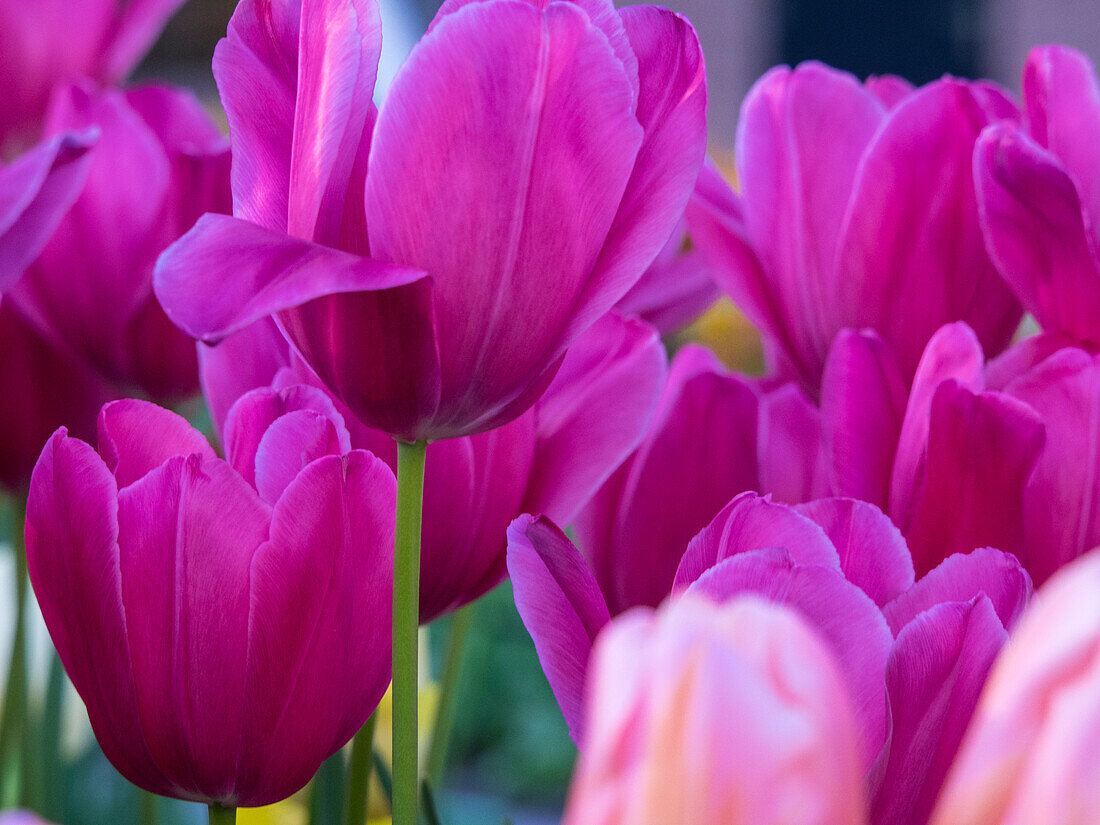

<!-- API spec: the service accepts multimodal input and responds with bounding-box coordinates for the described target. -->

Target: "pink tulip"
[562,595,868,825]
[25,394,394,806]
[0,82,229,491]
[0,0,184,153]
[975,45,1100,350]
[689,63,1022,393]
[155,0,707,442]
[199,312,665,622]
[930,548,1100,825]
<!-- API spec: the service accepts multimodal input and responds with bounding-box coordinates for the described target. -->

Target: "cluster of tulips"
[3,0,1100,823]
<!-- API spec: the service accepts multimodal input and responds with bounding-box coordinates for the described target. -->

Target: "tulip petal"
[674,493,840,590]
[569,5,708,339]
[199,319,293,436]
[985,330,1080,391]
[872,597,1007,825]
[253,411,347,505]
[26,431,173,796]
[795,497,915,607]
[821,329,908,507]
[507,514,611,744]
[975,123,1100,345]
[687,549,892,767]
[366,1,641,433]
[101,0,188,82]
[237,451,393,806]
[835,80,1022,379]
[0,133,94,292]
[889,322,985,533]
[905,381,1045,575]
[1005,347,1100,584]
[97,399,215,489]
[757,382,826,503]
[883,548,1031,635]
[867,74,914,108]
[524,313,665,525]
[117,455,270,801]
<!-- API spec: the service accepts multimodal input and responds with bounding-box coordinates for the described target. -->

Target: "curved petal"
[253,411,347,505]
[866,74,914,108]
[757,381,826,504]
[199,319,293,436]
[523,313,666,525]
[0,132,95,292]
[507,514,611,744]
[686,549,892,767]
[97,399,215,489]
[366,0,641,434]
[237,451,393,806]
[821,329,907,507]
[985,330,1080,391]
[117,455,270,802]
[883,547,1031,635]
[795,497,915,607]
[975,123,1100,345]
[905,381,1045,576]
[835,79,1022,379]
[25,431,173,797]
[674,493,840,591]
[101,0,188,82]
[872,597,1007,825]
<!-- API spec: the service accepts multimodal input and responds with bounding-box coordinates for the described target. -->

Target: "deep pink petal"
[25,431,173,797]
[100,0,188,81]
[889,322,985,533]
[905,381,1045,576]
[615,239,715,334]
[821,329,907,507]
[117,455,270,802]
[795,497,915,607]
[866,74,914,108]
[0,133,94,292]
[673,493,840,590]
[199,319,293,436]
[97,399,215,489]
[834,79,1022,380]
[523,313,665,525]
[507,514,611,744]
[686,549,892,767]
[871,597,1007,825]
[236,451,393,805]
[366,1,642,434]
[253,411,346,505]
[985,330,1082,391]
[883,547,1031,635]
[975,123,1100,344]
[757,381,826,504]
[1006,347,1100,584]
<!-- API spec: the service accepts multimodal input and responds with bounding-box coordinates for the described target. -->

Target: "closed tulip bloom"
[563,595,868,825]
[155,0,707,442]
[26,394,395,806]
[689,63,1022,393]
[0,0,184,153]
[976,45,1100,349]
[930,548,1100,825]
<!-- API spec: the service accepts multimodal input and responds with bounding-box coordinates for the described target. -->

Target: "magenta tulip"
[26,394,394,806]
[0,0,184,153]
[975,45,1100,350]
[563,595,868,825]
[155,0,707,441]
[689,63,1022,393]
[198,312,665,622]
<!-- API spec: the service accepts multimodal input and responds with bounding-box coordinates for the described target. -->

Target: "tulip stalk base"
[427,602,476,784]
[393,440,427,825]
[0,498,27,808]
[344,710,377,825]
[208,803,236,825]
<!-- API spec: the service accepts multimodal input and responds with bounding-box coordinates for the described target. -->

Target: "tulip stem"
[344,710,377,825]
[208,803,236,825]
[393,440,427,825]
[427,602,476,785]
[0,498,27,808]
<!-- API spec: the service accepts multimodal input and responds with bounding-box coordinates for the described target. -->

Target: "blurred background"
[5,0,1099,823]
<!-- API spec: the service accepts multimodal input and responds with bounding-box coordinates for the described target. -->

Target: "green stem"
[140,790,158,825]
[344,711,376,825]
[208,803,236,825]
[426,603,475,785]
[39,651,64,821]
[392,440,427,825]
[309,750,345,825]
[0,499,27,808]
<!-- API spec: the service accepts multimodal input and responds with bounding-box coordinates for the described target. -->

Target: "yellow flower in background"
[238,799,307,825]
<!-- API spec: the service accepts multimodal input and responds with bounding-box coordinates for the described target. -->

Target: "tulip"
[199,312,665,622]
[930,547,1100,825]
[562,595,869,825]
[0,0,184,153]
[0,82,230,491]
[154,0,707,443]
[688,62,1022,394]
[25,394,395,810]
[975,45,1100,350]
